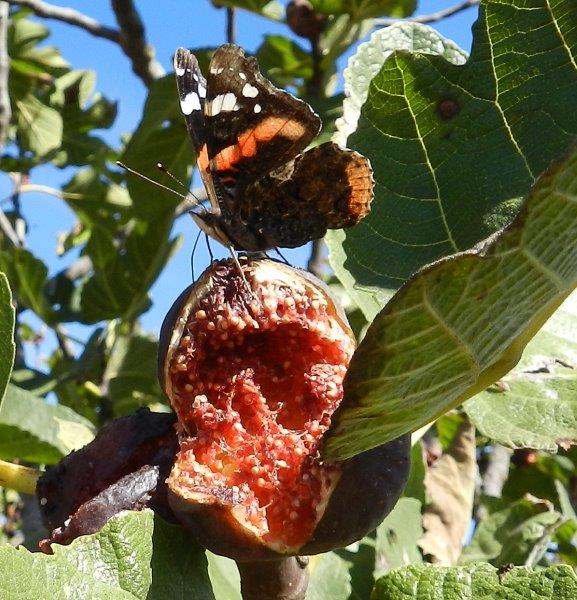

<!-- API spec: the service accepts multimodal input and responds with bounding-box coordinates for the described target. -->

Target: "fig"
[159,257,409,560]
[37,409,178,552]
[286,0,327,40]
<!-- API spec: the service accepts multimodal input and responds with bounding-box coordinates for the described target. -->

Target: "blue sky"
[4,1,479,361]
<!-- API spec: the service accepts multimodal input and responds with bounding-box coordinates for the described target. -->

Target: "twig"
[0,207,21,246]
[374,0,479,27]
[54,324,75,361]
[226,7,235,44]
[307,238,325,277]
[306,37,323,97]
[0,2,11,149]
[4,0,121,43]
[110,0,165,87]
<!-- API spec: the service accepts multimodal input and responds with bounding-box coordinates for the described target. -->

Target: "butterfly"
[174,44,373,253]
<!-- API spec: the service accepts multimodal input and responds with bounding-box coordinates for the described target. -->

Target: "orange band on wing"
[212,117,306,173]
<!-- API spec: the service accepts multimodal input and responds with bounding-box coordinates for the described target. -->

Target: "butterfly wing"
[235,142,374,249]
[174,47,221,211]
[201,44,321,215]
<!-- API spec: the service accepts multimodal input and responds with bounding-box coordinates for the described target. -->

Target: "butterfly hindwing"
[232,142,373,249]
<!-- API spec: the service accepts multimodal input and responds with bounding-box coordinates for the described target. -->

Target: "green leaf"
[0,248,55,324]
[8,15,49,56]
[374,497,423,577]
[402,441,426,504]
[329,0,577,319]
[211,0,284,20]
[14,92,63,157]
[0,274,15,412]
[148,518,215,600]
[207,553,241,600]
[0,384,94,464]
[461,496,563,566]
[50,70,116,168]
[328,22,468,316]
[372,563,577,600]
[256,35,312,88]
[324,146,577,461]
[307,552,351,600]
[120,74,193,220]
[502,453,576,508]
[62,167,132,232]
[0,511,214,600]
[465,292,577,451]
[80,220,181,323]
[310,0,416,19]
[105,333,165,416]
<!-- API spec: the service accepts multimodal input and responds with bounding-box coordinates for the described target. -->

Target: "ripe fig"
[159,258,409,560]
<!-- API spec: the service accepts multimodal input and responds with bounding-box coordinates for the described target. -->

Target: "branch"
[4,0,121,43]
[0,2,11,149]
[237,557,309,600]
[110,0,165,87]
[374,0,479,27]
[226,7,235,44]
[0,460,40,495]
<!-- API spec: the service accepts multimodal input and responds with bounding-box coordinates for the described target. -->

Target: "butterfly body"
[174,44,373,252]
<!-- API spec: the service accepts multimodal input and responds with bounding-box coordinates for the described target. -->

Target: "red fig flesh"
[160,258,409,559]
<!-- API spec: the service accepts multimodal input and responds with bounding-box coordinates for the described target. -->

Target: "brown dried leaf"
[418,418,477,564]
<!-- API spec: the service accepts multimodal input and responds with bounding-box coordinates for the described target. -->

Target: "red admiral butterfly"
[174,44,373,252]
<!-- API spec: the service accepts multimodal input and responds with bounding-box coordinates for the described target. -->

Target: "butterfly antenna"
[116,161,204,209]
[204,233,214,263]
[273,247,291,266]
[157,162,189,193]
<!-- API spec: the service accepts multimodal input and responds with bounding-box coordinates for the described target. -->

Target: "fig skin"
[159,258,410,561]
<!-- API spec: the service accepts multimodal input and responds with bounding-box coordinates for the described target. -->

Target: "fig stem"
[236,556,309,600]
[0,460,40,495]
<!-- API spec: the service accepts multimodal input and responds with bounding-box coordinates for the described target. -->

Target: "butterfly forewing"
[202,45,321,203]
[174,48,221,211]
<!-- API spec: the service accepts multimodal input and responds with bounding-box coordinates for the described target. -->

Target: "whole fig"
[159,258,409,560]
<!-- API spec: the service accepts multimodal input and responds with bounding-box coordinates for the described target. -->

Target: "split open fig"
[159,257,409,561]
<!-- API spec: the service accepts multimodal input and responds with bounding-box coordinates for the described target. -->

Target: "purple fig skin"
[158,258,411,560]
[37,409,178,536]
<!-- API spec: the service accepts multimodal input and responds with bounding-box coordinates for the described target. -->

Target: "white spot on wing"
[175,66,185,76]
[254,103,262,113]
[198,84,207,98]
[192,73,199,81]
[181,91,201,115]
[210,66,224,75]
[242,83,259,98]
[239,72,246,80]
[209,92,240,115]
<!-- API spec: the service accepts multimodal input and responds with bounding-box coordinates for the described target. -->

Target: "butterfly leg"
[204,233,215,263]
[227,245,251,293]
[273,247,291,266]
[190,229,203,281]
